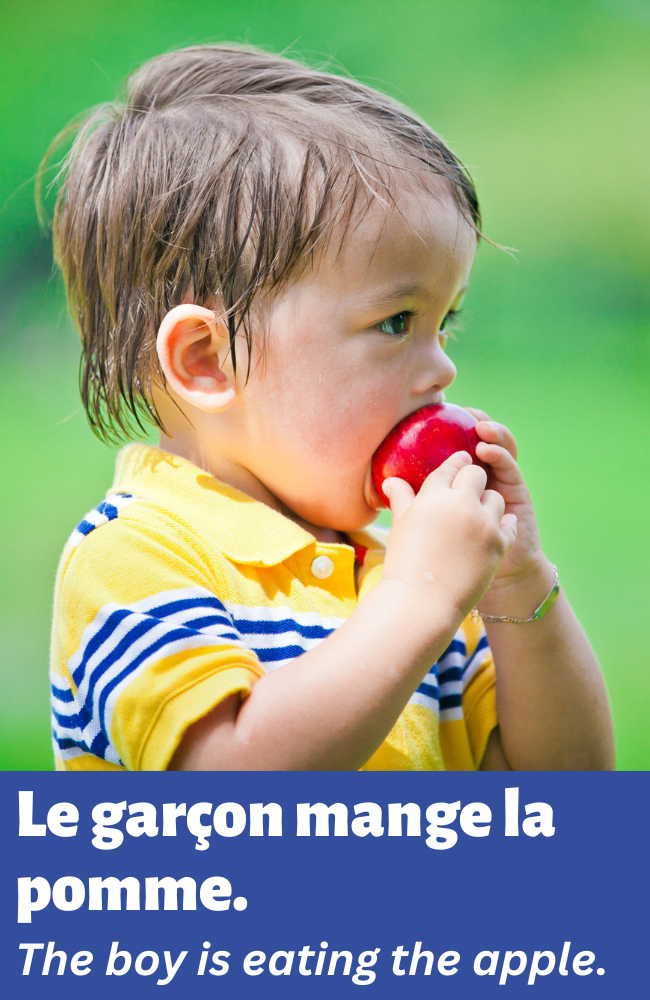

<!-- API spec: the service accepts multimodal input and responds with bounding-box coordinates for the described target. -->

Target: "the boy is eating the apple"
[48,45,614,771]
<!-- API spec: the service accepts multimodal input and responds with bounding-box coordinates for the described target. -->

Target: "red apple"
[372,403,489,506]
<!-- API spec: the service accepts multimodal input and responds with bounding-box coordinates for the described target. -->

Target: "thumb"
[382,477,416,521]
[499,512,518,551]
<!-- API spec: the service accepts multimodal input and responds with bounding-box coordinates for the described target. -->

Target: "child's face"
[232,187,476,532]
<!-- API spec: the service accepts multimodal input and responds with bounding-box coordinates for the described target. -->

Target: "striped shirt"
[50,444,497,771]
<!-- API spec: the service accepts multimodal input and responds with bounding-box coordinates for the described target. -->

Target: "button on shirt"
[311,555,334,579]
[50,444,497,772]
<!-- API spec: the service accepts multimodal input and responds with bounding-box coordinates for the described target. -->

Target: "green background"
[1,0,648,769]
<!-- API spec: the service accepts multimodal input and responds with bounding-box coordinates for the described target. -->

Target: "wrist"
[477,555,555,621]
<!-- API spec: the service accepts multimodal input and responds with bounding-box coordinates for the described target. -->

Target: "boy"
[48,45,614,771]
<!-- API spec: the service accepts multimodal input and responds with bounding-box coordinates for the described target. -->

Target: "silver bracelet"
[472,565,560,624]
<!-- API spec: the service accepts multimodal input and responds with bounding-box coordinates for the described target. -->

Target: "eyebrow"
[362,283,431,307]
[363,282,469,310]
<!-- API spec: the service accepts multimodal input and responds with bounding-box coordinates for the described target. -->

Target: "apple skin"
[372,403,489,506]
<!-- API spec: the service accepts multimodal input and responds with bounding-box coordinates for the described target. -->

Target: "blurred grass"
[0,0,648,768]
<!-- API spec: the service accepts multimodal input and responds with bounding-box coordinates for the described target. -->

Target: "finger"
[475,420,518,460]
[475,442,524,487]
[420,451,472,493]
[465,406,492,423]
[480,488,506,519]
[499,512,518,551]
[382,477,416,520]
[449,461,488,495]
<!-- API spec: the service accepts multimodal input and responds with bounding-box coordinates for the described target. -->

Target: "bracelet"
[471,565,560,624]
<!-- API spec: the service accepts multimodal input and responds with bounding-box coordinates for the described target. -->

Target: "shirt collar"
[112,444,385,567]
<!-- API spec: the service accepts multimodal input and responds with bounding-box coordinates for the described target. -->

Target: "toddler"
[48,45,614,771]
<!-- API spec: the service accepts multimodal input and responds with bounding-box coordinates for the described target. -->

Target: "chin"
[311,498,380,534]
[275,470,379,534]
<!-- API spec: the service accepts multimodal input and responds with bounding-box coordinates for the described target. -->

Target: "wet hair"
[40,44,481,442]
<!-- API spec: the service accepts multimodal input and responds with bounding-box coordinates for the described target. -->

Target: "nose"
[411,335,457,396]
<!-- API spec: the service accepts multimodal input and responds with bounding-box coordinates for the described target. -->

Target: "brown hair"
[41,45,481,443]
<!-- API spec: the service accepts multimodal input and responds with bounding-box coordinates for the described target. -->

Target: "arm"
[170,455,515,770]
[471,417,615,771]
[171,579,463,770]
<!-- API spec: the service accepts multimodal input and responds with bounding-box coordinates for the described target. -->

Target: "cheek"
[265,361,403,461]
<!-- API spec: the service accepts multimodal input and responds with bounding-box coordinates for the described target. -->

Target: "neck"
[159,433,345,545]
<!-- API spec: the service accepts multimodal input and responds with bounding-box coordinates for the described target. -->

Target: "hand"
[381,452,517,621]
[465,408,549,599]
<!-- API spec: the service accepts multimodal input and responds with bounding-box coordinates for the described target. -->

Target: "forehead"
[325,183,476,300]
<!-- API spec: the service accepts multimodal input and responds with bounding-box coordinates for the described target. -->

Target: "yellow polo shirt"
[50,444,497,771]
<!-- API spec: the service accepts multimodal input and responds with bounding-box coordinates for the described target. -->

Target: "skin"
[153,185,615,771]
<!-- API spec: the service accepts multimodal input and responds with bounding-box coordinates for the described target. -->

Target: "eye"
[440,307,462,332]
[377,312,412,337]
[439,307,463,350]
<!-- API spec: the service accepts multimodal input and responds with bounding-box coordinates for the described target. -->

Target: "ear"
[156,304,236,413]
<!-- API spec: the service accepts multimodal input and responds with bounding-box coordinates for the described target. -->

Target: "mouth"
[364,462,385,511]
[363,394,447,511]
